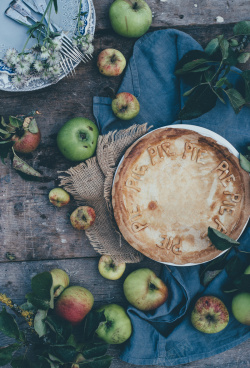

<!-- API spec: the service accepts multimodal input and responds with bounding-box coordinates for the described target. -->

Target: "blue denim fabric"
[93,29,250,366]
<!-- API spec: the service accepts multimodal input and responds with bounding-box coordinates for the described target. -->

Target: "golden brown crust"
[112,128,250,265]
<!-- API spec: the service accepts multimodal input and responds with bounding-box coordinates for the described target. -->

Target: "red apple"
[112,92,140,120]
[123,268,168,311]
[49,188,70,207]
[97,48,126,76]
[11,117,41,153]
[70,206,96,230]
[55,286,94,325]
[191,296,229,333]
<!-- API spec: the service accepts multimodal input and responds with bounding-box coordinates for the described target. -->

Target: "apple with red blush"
[11,116,41,153]
[70,206,96,230]
[97,49,126,76]
[191,296,229,333]
[112,92,140,120]
[49,188,70,207]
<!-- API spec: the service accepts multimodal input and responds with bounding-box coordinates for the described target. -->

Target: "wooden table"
[1,1,250,367]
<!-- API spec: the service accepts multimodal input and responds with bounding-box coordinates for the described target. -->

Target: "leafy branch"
[175,21,250,119]
[0,272,112,368]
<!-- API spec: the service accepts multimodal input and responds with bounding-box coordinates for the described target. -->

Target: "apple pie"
[112,128,250,265]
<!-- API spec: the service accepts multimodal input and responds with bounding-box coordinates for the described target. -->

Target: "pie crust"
[112,128,250,265]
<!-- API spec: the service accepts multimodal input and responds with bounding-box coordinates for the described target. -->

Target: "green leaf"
[20,302,36,312]
[220,39,229,60]
[190,65,212,73]
[49,345,78,364]
[204,69,215,82]
[31,272,54,309]
[175,58,208,75]
[0,344,21,366]
[9,116,22,128]
[235,274,250,292]
[237,52,250,64]
[216,77,228,88]
[230,39,239,47]
[12,150,42,178]
[208,227,240,250]
[233,21,250,35]
[224,48,240,67]
[82,311,106,342]
[183,85,199,97]
[225,256,244,279]
[0,128,9,135]
[213,88,226,104]
[0,308,20,340]
[28,119,39,134]
[38,356,59,368]
[82,343,109,359]
[25,293,51,310]
[242,70,250,103]
[34,309,47,337]
[223,88,245,114]
[1,116,7,127]
[79,355,113,368]
[11,356,31,368]
[46,315,72,343]
[205,38,220,56]
[179,84,217,120]
[239,153,250,172]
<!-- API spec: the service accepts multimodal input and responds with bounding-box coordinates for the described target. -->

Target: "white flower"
[42,69,51,80]
[24,53,35,65]
[49,65,61,76]
[34,60,44,72]
[40,46,50,60]
[9,53,19,66]
[78,20,85,27]
[51,37,62,51]
[12,75,25,87]
[3,48,18,67]
[47,51,61,66]
[79,41,89,52]
[15,61,31,75]
[86,44,94,55]
[86,34,94,42]
[5,48,17,59]
[72,39,78,48]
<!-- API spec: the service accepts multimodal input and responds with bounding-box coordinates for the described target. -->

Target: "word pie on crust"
[112,128,250,265]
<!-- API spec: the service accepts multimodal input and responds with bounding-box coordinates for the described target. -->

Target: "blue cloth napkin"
[93,29,250,366]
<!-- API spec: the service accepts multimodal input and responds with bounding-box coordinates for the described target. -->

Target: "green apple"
[70,206,96,230]
[97,49,126,76]
[123,268,168,311]
[95,304,132,344]
[98,255,126,280]
[49,188,70,207]
[109,0,152,38]
[55,286,94,325]
[232,292,250,325]
[191,296,229,333]
[57,117,99,162]
[112,92,140,120]
[50,268,70,297]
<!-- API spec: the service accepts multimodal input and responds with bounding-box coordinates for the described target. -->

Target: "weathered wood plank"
[95,0,250,30]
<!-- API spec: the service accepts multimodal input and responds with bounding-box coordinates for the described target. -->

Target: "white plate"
[113,124,248,267]
[0,0,96,92]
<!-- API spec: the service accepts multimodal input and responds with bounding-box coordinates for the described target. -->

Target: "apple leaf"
[79,355,113,368]
[46,315,72,344]
[223,88,245,114]
[233,21,250,35]
[28,119,39,134]
[38,356,58,368]
[11,356,31,368]
[175,58,209,75]
[0,308,21,340]
[49,345,78,364]
[34,309,47,337]
[12,150,42,178]
[208,227,240,250]
[26,272,54,311]
[9,116,22,128]
[225,256,244,279]
[238,52,250,64]
[0,344,21,366]
[179,84,217,120]
[82,342,109,360]
[82,311,106,342]
[239,153,250,172]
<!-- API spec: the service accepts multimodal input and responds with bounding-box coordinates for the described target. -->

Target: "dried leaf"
[28,119,39,134]
[208,227,240,250]
[12,150,42,178]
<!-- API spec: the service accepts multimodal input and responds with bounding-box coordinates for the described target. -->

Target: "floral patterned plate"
[0,0,95,92]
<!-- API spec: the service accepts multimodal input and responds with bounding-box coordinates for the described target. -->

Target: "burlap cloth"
[59,123,151,263]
